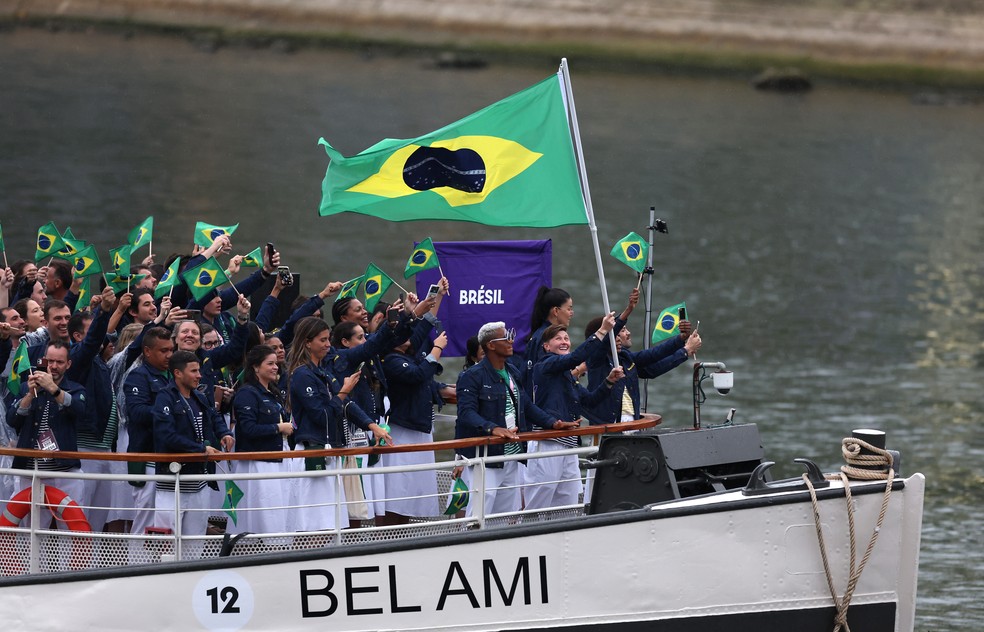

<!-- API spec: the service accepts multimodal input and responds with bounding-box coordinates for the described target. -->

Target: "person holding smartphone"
[379,322,450,524]
[581,309,700,426]
[7,341,89,527]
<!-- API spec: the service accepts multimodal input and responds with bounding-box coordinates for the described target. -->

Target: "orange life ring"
[1,485,92,532]
[1,485,93,574]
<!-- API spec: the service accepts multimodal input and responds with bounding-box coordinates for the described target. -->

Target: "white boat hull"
[0,474,924,632]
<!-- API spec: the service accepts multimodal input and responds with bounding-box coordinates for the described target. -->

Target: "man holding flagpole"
[318,58,622,365]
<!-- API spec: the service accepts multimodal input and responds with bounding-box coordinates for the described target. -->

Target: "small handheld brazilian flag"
[6,339,32,397]
[181,257,230,301]
[363,263,393,312]
[222,480,245,525]
[194,222,239,248]
[35,222,66,261]
[444,477,470,515]
[104,273,146,295]
[337,275,363,301]
[403,237,440,279]
[74,276,92,313]
[154,258,182,299]
[610,232,649,274]
[0,221,6,253]
[72,244,103,278]
[109,244,132,277]
[128,216,154,251]
[651,301,686,344]
[241,246,263,269]
[53,226,87,261]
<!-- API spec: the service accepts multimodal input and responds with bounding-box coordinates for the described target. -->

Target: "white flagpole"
[559,58,620,367]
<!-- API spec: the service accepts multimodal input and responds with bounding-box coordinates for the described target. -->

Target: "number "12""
[206,586,241,614]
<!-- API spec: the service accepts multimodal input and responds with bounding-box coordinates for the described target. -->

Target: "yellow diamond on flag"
[347,135,541,208]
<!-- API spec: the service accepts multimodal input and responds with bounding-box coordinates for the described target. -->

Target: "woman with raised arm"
[286,317,392,531]
[527,312,625,510]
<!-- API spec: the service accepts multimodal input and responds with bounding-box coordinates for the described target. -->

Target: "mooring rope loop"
[803,437,895,632]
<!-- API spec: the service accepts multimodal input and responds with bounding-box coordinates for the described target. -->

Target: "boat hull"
[0,474,924,632]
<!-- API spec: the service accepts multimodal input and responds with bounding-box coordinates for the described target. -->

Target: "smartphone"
[277,265,293,287]
[398,291,407,304]
[425,283,441,300]
[678,306,687,321]
[36,358,48,373]
[185,309,202,324]
[386,306,400,325]
[266,242,275,263]
[355,361,366,374]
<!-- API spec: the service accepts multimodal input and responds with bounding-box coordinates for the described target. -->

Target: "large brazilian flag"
[318,74,587,228]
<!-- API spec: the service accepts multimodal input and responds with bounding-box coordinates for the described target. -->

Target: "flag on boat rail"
[318,73,587,227]
[652,301,687,344]
[222,480,245,525]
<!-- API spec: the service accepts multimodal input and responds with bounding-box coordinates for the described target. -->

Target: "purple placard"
[415,240,552,357]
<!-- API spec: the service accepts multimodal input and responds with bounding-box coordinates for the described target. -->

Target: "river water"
[2,27,982,629]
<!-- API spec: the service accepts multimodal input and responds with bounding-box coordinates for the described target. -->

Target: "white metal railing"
[0,444,601,575]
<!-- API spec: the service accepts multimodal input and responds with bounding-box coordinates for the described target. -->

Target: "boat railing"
[0,418,657,575]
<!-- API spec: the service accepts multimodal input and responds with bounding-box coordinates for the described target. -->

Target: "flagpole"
[559,58,619,367]
[641,207,656,414]
[392,279,411,296]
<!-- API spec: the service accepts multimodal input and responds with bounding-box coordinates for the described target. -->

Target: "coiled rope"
[802,437,895,632]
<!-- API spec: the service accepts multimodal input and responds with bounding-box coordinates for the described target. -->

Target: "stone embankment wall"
[7,0,984,77]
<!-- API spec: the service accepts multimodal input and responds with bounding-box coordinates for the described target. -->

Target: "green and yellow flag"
[241,246,263,269]
[109,244,132,277]
[651,302,687,344]
[337,275,363,301]
[319,73,587,228]
[610,232,649,274]
[0,221,5,252]
[7,339,32,397]
[403,237,441,279]
[53,234,87,261]
[74,276,92,313]
[154,258,182,299]
[72,244,103,278]
[35,222,66,261]
[363,263,393,312]
[222,480,245,525]
[444,476,470,515]
[181,257,230,301]
[104,273,146,295]
[128,216,154,251]
[194,222,239,248]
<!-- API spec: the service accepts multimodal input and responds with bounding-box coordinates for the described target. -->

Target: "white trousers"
[462,460,523,517]
[155,488,210,560]
[523,440,583,510]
